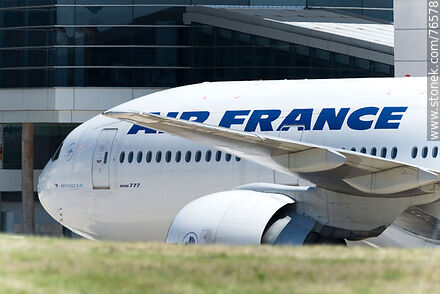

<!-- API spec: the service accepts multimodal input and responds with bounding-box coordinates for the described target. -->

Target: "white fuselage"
[38,77,439,242]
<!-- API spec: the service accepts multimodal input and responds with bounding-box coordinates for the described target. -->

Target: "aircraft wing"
[104,111,440,197]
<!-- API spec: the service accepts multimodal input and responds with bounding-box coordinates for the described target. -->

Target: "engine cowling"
[166,190,323,245]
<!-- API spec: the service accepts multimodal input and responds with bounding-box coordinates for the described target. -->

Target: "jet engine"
[166,190,345,245]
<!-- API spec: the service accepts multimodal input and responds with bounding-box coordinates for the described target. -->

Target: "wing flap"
[340,151,401,172]
[343,167,438,194]
[273,148,346,173]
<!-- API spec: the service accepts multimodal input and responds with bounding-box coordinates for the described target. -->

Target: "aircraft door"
[92,129,118,190]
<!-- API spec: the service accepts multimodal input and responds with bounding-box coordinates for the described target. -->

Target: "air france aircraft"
[38,77,440,247]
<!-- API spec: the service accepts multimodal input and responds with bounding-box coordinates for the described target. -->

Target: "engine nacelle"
[166,190,320,245]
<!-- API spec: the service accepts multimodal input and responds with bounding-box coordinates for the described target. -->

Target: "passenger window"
[175,151,182,163]
[185,151,192,162]
[370,147,377,156]
[146,151,152,163]
[225,153,232,162]
[165,151,171,163]
[235,156,241,162]
[104,152,108,164]
[433,147,439,158]
[137,151,143,163]
[216,151,222,162]
[205,150,212,162]
[422,147,428,158]
[391,147,397,159]
[412,147,418,158]
[156,151,162,163]
[195,151,201,162]
[128,151,134,163]
[119,151,125,163]
[381,147,387,158]
[360,147,366,154]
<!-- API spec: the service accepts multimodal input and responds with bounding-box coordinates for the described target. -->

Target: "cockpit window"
[52,143,63,161]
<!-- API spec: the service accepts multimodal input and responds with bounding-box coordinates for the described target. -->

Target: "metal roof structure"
[184,6,394,65]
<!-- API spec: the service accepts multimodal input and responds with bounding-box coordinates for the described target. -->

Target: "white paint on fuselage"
[38,77,438,241]
[39,117,274,240]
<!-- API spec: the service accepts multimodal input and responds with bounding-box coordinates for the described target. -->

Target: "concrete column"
[394,0,428,77]
[22,123,34,234]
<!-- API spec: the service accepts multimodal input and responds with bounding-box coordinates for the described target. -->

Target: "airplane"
[37,77,440,247]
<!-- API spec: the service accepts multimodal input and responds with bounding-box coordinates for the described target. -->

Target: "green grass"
[0,235,439,294]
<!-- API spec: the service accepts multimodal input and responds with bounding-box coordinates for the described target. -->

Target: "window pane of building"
[75,6,133,25]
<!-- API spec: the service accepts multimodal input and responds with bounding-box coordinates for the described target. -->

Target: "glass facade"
[307,0,393,22]
[0,1,393,89]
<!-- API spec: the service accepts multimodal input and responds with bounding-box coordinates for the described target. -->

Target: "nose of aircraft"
[38,160,61,223]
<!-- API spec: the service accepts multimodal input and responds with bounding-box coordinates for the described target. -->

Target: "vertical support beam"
[394,0,428,77]
[22,123,34,235]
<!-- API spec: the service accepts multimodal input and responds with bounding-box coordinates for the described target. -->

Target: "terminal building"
[0,0,398,235]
